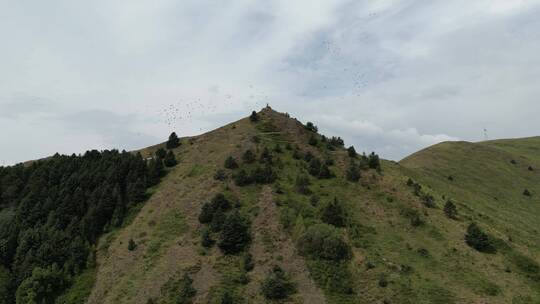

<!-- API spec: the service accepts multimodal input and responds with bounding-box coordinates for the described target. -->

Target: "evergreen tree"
[347,146,357,158]
[218,212,251,254]
[242,149,256,164]
[250,111,259,122]
[318,164,332,179]
[224,156,239,169]
[321,198,347,227]
[155,148,167,159]
[164,150,178,167]
[201,228,214,248]
[308,135,318,146]
[346,162,361,182]
[260,147,273,164]
[234,169,252,186]
[260,266,296,300]
[308,158,322,177]
[15,265,67,304]
[128,239,137,251]
[368,152,381,170]
[305,122,318,133]
[465,223,495,253]
[295,175,311,195]
[166,132,180,149]
[444,200,458,219]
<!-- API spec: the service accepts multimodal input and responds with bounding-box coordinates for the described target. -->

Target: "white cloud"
[1,0,540,164]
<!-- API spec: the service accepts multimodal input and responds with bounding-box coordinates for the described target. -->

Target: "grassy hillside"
[76,110,540,304]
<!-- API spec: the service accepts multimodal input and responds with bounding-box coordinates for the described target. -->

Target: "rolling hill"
[2,107,540,304]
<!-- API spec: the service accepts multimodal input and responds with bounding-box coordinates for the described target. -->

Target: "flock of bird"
[153,14,386,131]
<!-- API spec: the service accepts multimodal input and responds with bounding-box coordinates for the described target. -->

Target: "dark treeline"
[0,150,159,303]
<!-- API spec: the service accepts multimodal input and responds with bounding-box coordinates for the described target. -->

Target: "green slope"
[42,110,540,304]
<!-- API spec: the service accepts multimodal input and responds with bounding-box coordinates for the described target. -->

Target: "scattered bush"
[368,152,381,170]
[166,132,180,149]
[155,148,167,159]
[421,194,436,208]
[198,193,231,225]
[298,224,351,261]
[250,111,259,122]
[251,165,277,184]
[528,166,534,171]
[260,147,273,164]
[224,156,239,169]
[346,162,361,182]
[444,200,458,219]
[243,253,254,272]
[465,223,495,253]
[128,239,137,251]
[523,189,532,197]
[242,149,256,164]
[164,150,178,167]
[201,228,214,248]
[160,273,196,304]
[210,208,226,233]
[234,169,252,186]
[260,266,296,300]
[308,158,322,176]
[347,146,357,158]
[295,175,311,195]
[214,169,227,181]
[321,198,347,227]
[305,122,318,133]
[218,212,251,254]
[274,144,283,153]
[308,135,318,146]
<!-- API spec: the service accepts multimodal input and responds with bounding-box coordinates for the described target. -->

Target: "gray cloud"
[1,0,540,164]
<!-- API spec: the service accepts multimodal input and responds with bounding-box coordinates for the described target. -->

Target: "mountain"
[1,107,540,304]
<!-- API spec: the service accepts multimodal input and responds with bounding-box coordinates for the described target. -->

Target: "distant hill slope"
[4,108,540,304]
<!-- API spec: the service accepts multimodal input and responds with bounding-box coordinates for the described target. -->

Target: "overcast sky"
[1,0,540,165]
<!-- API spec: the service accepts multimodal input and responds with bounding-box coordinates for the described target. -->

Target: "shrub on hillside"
[250,111,259,122]
[260,147,273,164]
[295,175,311,195]
[444,200,458,219]
[305,122,318,133]
[214,169,227,181]
[321,198,347,227]
[198,193,231,224]
[201,228,214,248]
[346,162,361,182]
[251,165,277,184]
[421,193,436,208]
[297,224,351,261]
[233,169,252,186]
[242,149,256,164]
[128,239,137,251]
[164,150,177,167]
[308,158,322,177]
[166,132,180,149]
[218,212,251,254]
[224,156,239,169]
[465,223,495,253]
[523,189,532,197]
[368,152,381,170]
[260,266,296,300]
[155,148,167,159]
[347,146,357,158]
[308,135,318,146]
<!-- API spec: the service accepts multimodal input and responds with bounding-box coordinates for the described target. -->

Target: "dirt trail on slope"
[246,186,326,304]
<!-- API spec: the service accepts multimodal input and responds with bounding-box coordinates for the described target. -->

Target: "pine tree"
[347,146,357,158]
[346,162,361,182]
[128,239,137,251]
[305,122,318,132]
[260,266,296,300]
[368,152,381,170]
[218,212,251,254]
[321,198,347,227]
[444,200,458,219]
[308,158,321,177]
[465,223,494,253]
[250,111,259,122]
[224,156,239,169]
[242,149,256,164]
[166,132,180,149]
[164,150,177,167]
[155,148,167,159]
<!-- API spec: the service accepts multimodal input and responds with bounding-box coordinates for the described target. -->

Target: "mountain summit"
[1,108,540,304]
